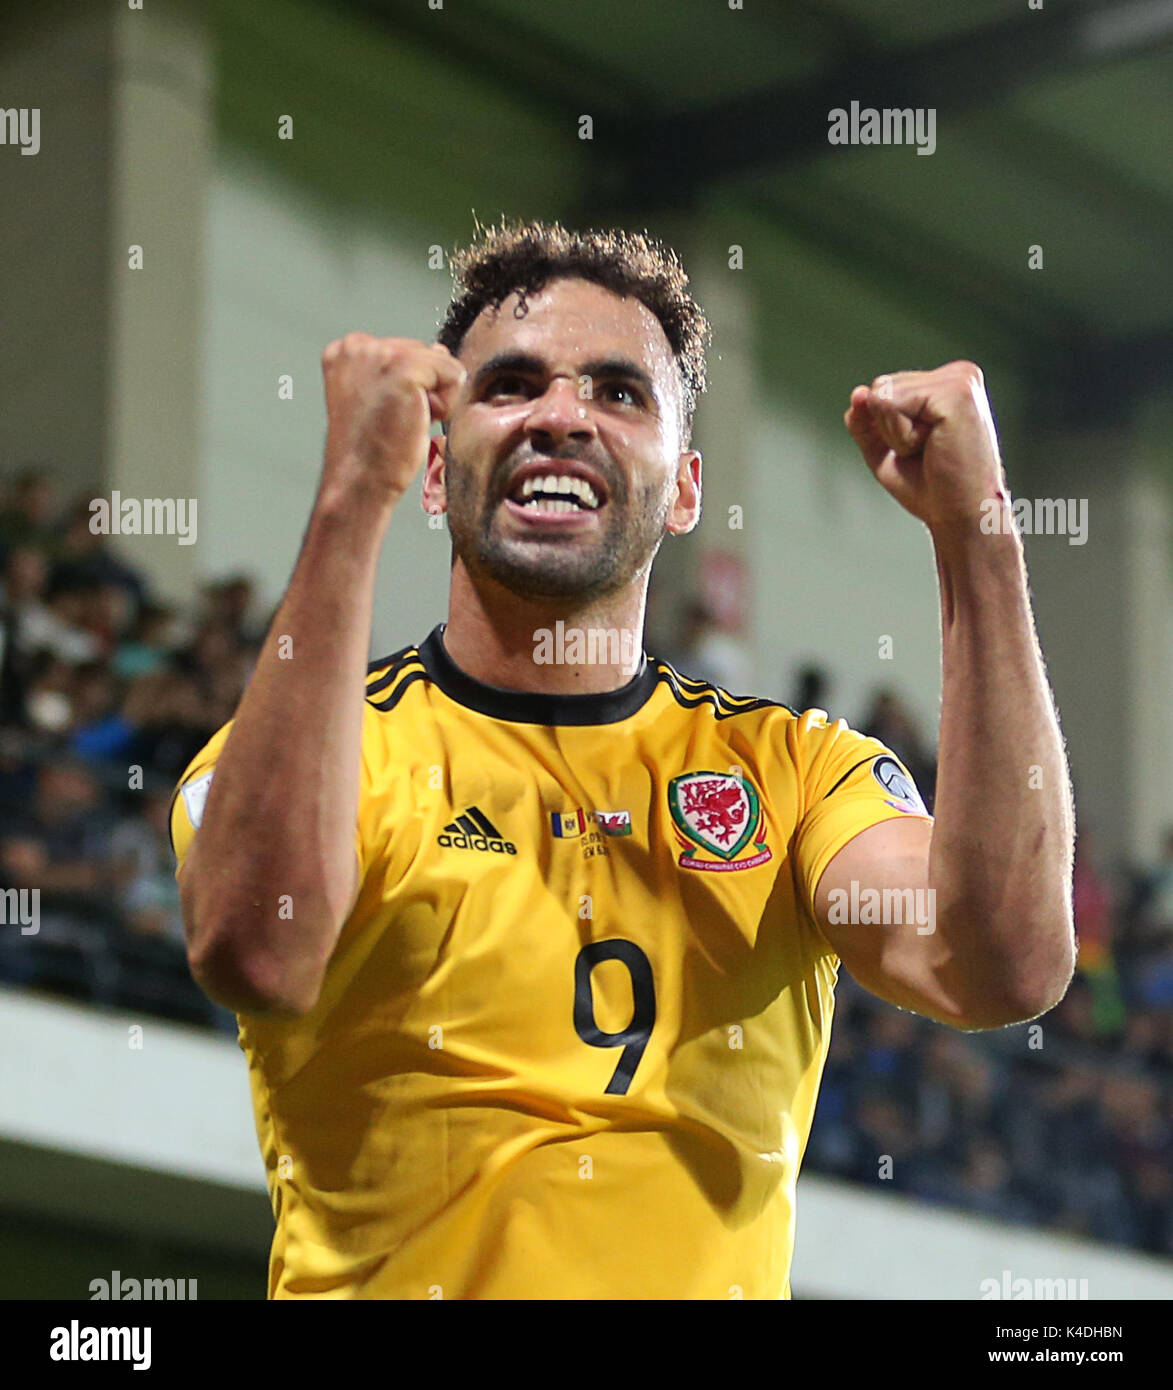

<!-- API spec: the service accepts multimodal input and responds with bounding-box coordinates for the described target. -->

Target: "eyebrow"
[471,350,660,402]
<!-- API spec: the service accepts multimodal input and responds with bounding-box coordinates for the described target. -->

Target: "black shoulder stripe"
[367,644,418,677]
[665,668,762,704]
[655,663,794,719]
[167,782,180,861]
[168,766,211,861]
[822,755,876,801]
[662,682,774,719]
[366,648,423,697]
[666,664,797,716]
[367,668,429,712]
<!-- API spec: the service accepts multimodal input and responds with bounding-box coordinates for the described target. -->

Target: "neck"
[443,561,648,694]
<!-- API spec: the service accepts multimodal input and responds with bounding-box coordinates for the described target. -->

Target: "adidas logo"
[437,806,517,855]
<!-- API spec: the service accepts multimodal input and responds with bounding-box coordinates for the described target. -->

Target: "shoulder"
[650,657,798,723]
[365,642,427,712]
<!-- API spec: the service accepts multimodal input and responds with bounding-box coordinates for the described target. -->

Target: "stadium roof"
[339,0,1173,422]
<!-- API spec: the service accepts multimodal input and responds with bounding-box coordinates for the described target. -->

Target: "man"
[171,219,1075,1299]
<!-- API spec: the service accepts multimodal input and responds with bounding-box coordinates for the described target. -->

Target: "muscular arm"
[180,335,464,1018]
[815,528,1076,1028]
[814,364,1075,1030]
[180,494,388,1017]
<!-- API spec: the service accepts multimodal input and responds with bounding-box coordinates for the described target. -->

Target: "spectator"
[0,757,113,911]
[849,1089,944,1195]
[122,668,223,778]
[47,499,147,618]
[857,1010,921,1103]
[112,602,175,680]
[22,654,82,737]
[109,788,184,946]
[67,662,135,762]
[200,574,261,646]
[0,547,102,706]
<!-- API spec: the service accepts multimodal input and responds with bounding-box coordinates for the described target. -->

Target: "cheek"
[440,466,472,514]
[620,477,673,531]
[605,423,633,453]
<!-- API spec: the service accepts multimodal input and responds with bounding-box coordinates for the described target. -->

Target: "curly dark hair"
[436,217,711,443]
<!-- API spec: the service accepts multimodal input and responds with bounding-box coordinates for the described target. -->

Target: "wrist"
[928,509,1025,568]
[313,477,402,532]
[931,515,1028,630]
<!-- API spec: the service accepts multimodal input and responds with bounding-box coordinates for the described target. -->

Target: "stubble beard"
[443,446,674,602]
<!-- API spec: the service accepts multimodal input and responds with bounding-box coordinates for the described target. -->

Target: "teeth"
[517,474,599,508]
[521,497,576,512]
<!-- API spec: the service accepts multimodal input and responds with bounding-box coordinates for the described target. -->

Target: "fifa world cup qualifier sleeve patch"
[871,756,928,815]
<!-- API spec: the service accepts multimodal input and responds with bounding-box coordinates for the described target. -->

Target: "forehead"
[461,277,677,387]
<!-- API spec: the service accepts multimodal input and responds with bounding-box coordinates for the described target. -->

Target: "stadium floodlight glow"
[1078,0,1173,57]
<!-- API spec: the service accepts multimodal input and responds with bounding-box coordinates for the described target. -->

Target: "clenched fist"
[844,361,1009,531]
[320,333,466,508]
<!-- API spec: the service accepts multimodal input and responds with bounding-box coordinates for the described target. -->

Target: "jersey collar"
[417,624,660,725]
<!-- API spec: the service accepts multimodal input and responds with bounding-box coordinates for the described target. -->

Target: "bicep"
[812,817,962,1022]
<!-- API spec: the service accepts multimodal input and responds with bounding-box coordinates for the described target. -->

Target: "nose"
[524,376,596,449]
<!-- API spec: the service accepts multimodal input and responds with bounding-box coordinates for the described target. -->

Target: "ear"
[665,451,702,535]
[421,434,447,515]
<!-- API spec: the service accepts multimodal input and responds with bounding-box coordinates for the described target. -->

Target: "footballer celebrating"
[171,220,1075,1300]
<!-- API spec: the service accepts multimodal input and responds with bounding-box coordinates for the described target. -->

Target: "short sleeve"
[169,721,234,873]
[791,710,933,918]
[169,711,373,888]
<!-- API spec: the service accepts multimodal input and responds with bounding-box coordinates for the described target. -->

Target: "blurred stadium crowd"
[1,465,1170,1255]
[0,466,257,1034]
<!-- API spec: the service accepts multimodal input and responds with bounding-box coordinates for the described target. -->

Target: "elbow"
[185,909,322,1020]
[189,938,321,1019]
[180,857,324,1019]
[951,941,1076,1032]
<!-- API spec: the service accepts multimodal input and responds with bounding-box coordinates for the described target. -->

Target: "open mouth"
[507,473,604,515]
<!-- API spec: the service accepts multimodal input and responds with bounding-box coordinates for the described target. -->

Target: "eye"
[601,382,640,406]
[486,374,530,399]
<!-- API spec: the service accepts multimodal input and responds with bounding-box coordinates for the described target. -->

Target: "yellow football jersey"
[170,624,932,1300]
